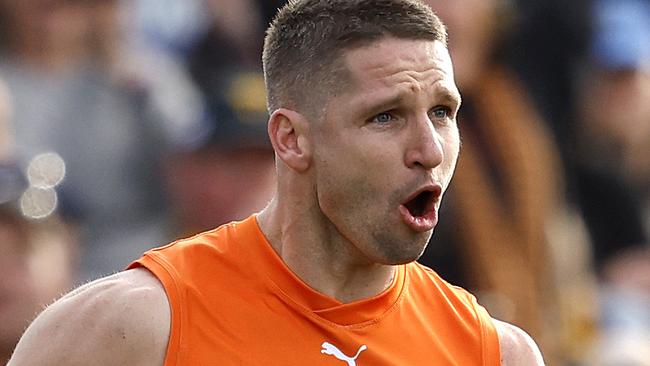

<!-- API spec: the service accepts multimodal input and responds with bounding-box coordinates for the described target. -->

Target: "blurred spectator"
[120,0,212,59]
[575,0,650,363]
[575,0,650,272]
[186,0,286,77]
[0,78,77,364]
[419,1,598,363]
[0,183,77,364]
[587,331,650,366]
[156,0,281,236]
[120,0,287,66]
[0,0,205,281]
[203,0,265,67]
[162,69,276,235]
[506,0,649,278]
[507,0,592,165]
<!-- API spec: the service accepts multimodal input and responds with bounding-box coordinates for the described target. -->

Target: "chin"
[381,256,421,266]
[370,234,430,265]
[371,253,422,266]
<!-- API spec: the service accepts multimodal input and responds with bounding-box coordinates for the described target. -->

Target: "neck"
[257,187,396,303]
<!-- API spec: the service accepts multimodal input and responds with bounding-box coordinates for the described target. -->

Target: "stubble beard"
[318,167,436,265]
[369,222,434,265]
[364,178,437,265]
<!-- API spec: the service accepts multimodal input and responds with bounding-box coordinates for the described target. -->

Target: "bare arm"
[494,319,545,366]
[8,268,170,366]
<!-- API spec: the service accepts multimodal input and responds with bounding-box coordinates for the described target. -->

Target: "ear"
[268,108,311,172]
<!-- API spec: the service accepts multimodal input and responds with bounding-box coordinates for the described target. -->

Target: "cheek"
[316,152,387,216]
[446,132,461,163]
[318,163,369,207]
[442,129,461,179]
[313,131,403,212]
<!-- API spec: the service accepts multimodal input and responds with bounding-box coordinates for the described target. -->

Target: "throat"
[328,265,397,303]
[258,201,397,303]
[284,247,397,303]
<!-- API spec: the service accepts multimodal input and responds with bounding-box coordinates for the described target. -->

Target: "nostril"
[405,147,443,170]
[404,124,445,169]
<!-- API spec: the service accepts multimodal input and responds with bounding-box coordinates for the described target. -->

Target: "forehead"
[341,38,457,97]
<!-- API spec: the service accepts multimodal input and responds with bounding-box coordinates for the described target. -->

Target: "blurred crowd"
[0,0,648,364]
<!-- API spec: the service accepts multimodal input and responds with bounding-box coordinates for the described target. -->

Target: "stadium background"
[0,0,648,364]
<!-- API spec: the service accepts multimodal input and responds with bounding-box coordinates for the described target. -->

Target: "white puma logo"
[320,342,367,366]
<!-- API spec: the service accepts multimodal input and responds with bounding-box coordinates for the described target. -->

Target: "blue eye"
[431,107,450,119]
[372,112,393,124]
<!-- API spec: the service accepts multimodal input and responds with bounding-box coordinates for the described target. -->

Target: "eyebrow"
[361,85,462,116]
[436,86,462,109]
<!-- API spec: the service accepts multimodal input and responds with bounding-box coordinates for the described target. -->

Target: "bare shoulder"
[493,318,545,366]
[8,268,170,366]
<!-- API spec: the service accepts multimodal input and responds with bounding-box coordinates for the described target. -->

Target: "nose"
[404,117,444,170]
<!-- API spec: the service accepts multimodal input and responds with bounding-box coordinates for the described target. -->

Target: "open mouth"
[404,190,436,218]
[398,185,442,232]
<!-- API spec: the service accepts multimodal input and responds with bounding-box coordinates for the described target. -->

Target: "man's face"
[311,38,461,265]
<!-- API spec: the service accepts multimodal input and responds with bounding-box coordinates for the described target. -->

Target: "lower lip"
[399,205,438,232]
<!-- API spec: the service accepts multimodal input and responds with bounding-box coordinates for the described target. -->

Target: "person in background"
[161,0,282,237]
[163,68,276,236]
[419,1,599,364]
[200,0,286,66]
[0,78,77,364]
[0,0,204,281]
[0,171,77,364]
[576,1,650,364]
[576,0,650,269]
[120,0,286,64]
[120,0,212,59]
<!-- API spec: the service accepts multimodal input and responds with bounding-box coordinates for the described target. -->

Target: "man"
[9,1,544,365]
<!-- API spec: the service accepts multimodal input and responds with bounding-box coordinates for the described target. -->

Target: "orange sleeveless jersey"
[129,215,500,365]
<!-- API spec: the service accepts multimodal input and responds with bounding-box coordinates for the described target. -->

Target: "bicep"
[494,319,545,366]
[8,269,170,366]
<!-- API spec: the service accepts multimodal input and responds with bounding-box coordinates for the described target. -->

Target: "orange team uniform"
[129,215,500,365]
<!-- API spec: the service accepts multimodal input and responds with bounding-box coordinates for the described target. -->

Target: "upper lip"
[402,183,442,206]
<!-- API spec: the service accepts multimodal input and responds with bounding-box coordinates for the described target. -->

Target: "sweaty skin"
[8,38,544,366]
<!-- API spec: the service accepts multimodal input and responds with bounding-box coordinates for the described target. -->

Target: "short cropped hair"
[263,0,447,117]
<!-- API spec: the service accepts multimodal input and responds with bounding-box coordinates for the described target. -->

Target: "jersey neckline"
[241,214,407,327]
